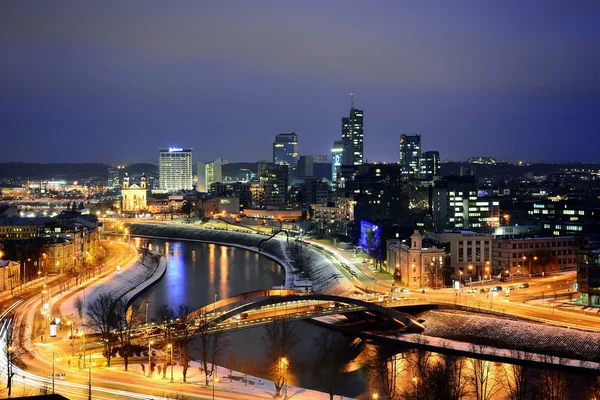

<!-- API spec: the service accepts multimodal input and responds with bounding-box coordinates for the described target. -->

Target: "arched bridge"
[190,293,425,334]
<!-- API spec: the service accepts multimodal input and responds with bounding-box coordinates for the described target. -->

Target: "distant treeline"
[440,162,600,179]
[0,162,157,180]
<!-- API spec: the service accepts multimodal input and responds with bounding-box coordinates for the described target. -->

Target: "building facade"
[121,174,147,212]
[387,230,446,289]
[273,133,299,169]
[341,95,364,165]
[420,151,440,181]
[107,167,120,190]
[331,140,346,183]
[577,246,600,306]
[426,231,493,280]
[492,236,585,275]
[297,155,313,178]
[0,260,20,292]
[159,147,193,192]
[399,134,421,179]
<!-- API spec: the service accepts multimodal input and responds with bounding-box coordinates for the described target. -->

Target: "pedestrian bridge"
[182,291,426,336]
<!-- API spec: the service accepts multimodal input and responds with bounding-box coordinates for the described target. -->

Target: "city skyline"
[2,1,600,164]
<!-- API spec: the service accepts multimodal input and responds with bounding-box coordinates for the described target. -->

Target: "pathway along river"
[131,236,594,400]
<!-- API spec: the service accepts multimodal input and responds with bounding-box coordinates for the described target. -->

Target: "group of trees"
[363,338,599,400]
[286,240,313,277]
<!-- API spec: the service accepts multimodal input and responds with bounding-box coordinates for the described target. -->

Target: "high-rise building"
[158,148,193,192]
[297,155,314,178]
[399,134,421,179]
[331,141,346,183]
[260,163,289,207]
[197,162,207,192]
[197,158,226,193]
[273,133,298,169]
[107,167,120,189]
[341,93,364,165]
[420,151,440,181]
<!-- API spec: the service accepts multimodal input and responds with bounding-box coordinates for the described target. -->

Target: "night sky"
[2,1,599,164]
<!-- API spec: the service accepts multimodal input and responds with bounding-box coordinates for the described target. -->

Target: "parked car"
[519,283,530,289]
[401,288,410,294]
[466,288,478,294]
[491,286,503,291]
[499,277,508,282]
[49,373,66,380]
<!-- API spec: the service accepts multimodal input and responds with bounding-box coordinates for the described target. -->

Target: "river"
[130,236,596,400]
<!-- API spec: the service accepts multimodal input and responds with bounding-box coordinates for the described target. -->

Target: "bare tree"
[197,313,232,386]
[85,293,121,367]
[153,391,191,400]
[502,350,536,400]
[3,318,26,397]
[425,350,467,400]
[286,240,312,274]
[175,305,195,383]
[366,344,403,400]
[155,303,177,371]
[537,355,568,400]
[466,345,502,400]
[314,331,347,400]
[74,296,85,328]
[262,318,301,398]
[114,300,141,371]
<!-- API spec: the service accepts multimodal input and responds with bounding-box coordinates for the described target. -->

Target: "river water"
[131,236,595,400]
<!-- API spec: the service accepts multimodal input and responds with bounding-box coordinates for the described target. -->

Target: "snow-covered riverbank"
[59,249,166,317]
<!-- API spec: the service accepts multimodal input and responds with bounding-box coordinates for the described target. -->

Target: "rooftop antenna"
[350,91,355,109]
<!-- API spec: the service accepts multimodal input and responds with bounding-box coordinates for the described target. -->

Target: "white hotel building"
[159,148,193,192]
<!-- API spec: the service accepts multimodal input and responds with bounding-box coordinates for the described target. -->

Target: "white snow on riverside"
[414,309,600,363]
[59,250,166,318]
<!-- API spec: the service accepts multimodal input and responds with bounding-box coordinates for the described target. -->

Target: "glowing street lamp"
[212,377,219,400]
[167,343,174,383]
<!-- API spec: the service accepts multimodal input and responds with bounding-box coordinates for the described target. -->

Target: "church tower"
[141,174,147,190]
[410,229,422,250]
[122,173,130,189]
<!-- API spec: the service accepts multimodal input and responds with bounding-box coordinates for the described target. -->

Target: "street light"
[412,376,418,397]
[168,343,174,383]
[52,352,60,394]
[212,377,219,400]
[148,340,153,377]
[67,321,74,356]
[279,357,288,399]
[372,393,379,400]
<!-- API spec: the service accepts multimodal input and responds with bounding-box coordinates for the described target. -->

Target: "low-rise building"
[426,230,493,280]
[492,236,586,275]
[577,246,600,307]
[204,197,240,218]
[387,230,446,289]
[0,260,20,292]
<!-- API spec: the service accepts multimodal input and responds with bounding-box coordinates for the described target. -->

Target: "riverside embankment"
[128,222,355,296]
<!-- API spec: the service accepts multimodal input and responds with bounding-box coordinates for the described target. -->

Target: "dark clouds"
[1,1,599,163]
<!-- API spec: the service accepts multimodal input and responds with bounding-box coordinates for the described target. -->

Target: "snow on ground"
[415,309,600,363]
[84,349,355,399]
[389,333,600,371]
[59,249,166,318]
[129,222,355,296]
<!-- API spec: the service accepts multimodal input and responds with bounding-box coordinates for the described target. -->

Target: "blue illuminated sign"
[169,147,183,152]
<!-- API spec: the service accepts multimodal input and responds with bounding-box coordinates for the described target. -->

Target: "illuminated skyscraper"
[399,134,421,179]
[331,140,346,183]
[159,147,193,192]
[420,151,440,181]
[273,133,298,169]
[341,92,364,165]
